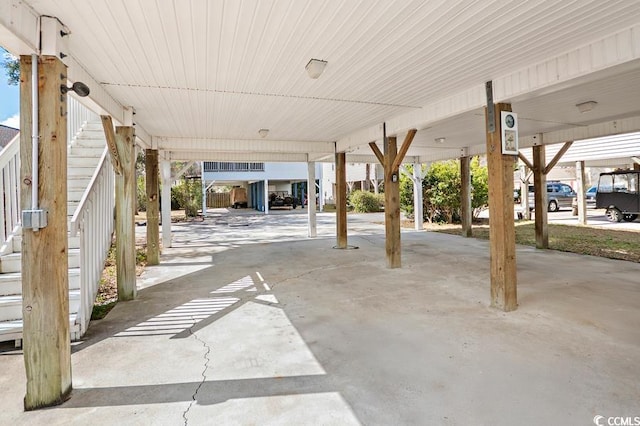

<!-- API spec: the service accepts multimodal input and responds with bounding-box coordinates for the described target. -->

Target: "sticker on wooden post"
[501,111,518,155]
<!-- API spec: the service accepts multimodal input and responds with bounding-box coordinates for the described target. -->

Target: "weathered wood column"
[369,129,417,268]
[576,160,587,225]
[335,152,348,248]
[532,144,548,249]
[485,103,517,311]
[145,149,159,264]
[307,161,317,238]
[20,55,72,409]
[384,136,401,268]
[115,127,136,300]
[460,155,472,237]
[102,116,136,301]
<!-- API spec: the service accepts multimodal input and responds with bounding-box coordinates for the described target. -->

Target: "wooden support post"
[371,129,416,267]
[576,160,587,225]
[485,103,517,312]
[20,55,72,410]
[384,136,401,268]
[161,160,172,249]
[307,162,317,238]
[532,144,548,249]
[335,152,348,248]
[145,149,159,264]
[633,162,640,171]
[460,155,472,237]
[115,126,136,300]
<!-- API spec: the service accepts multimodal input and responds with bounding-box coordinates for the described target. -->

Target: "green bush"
[171,178,202,217]
[349,190,384,212]
[398,157,490,224]
[136,175,147,212]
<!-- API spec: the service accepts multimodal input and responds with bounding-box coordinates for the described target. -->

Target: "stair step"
[68,156,102,168]
[0,273,21,296]
[80,123,104,131]
[5,234,79,253]
[69,167,97,178]
[73,137,105,147]
[0,290,81,322]
[0,249,80,273]
[0,268,80,297]
[68,177,91,190]
[0,313,80,343]
[69,147,105,157]
[68,189,87,202]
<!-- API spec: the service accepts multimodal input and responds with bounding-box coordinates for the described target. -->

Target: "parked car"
[528,181,576,212]
[268,191,298,209]
[585,186,597,207]
[596,170,639,222]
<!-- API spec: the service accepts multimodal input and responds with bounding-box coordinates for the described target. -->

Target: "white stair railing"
[0,134,21,256]
[67,96,99,144]
[70,148,115,334]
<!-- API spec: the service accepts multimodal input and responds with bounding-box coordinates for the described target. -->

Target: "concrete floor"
[1,209,639,425]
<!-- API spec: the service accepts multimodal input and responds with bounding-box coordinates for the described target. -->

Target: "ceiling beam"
[157,138,335,154]
[519,115,640,147]
[166,151,312,163]
[336,23,640,155]
[0,1,39,55]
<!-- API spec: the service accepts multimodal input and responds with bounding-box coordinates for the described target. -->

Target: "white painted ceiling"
[18,0,640,161]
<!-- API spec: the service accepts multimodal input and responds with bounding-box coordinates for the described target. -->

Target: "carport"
[2,211,640,424]
[2,0,640,414]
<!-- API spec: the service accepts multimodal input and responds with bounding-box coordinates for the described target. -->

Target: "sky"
[0,46,20,129]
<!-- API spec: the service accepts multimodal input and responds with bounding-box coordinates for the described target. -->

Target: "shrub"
[171,178,202,217]
[398,157,490,224]
[136,175,147,212]
[349,190,384,212]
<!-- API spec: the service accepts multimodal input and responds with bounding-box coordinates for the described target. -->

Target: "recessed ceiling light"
[305,59,327,79]
[434,137,446,144]
[576,101,597,113]
[258,129,269,138]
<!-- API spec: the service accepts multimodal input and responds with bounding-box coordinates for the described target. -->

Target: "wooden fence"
[207,192,231,208]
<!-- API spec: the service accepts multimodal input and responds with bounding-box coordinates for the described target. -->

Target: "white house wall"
[203,162,322,183]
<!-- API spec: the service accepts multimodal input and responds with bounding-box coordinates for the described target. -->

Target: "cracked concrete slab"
[1,210,639,425]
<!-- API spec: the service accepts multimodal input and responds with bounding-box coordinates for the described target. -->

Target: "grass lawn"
[426,221,640,263]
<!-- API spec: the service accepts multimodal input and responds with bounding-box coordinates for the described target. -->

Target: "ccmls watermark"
[594,415,640,426]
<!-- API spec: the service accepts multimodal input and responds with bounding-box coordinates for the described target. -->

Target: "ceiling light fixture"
[305,59,327,79]
[576,101,597,113]
[434,137,446,144]
[258,129,269,138]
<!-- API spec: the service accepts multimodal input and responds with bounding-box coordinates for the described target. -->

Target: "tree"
[470,156,489,218]
[424,160,461,223]
[399,157,490,224]
[2,50,19,86]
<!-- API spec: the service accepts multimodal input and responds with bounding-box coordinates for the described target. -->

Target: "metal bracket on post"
[22,209,48,230]
[486,81,495,133]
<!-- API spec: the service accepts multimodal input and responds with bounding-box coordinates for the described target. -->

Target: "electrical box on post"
[40,16,70,64]
[22,209,48,231]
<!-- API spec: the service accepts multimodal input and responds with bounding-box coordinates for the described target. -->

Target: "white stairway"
[0,121,107,344]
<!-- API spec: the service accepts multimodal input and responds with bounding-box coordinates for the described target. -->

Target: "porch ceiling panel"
[16,0,640,160]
